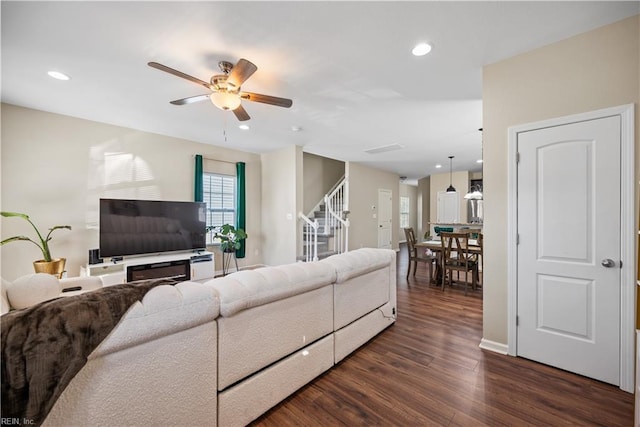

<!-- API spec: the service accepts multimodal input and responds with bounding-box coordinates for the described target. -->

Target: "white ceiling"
[2,1,638,183]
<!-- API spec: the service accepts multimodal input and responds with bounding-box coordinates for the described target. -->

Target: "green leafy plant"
[0,211,71,262]
[207,224,247,252]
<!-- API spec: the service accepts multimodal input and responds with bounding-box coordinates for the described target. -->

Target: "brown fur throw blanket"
[1,278,178,426]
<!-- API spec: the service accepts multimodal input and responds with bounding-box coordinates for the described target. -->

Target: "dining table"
[415,238,482,285]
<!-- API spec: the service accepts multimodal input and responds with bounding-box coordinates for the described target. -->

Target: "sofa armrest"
[320,248,396,283]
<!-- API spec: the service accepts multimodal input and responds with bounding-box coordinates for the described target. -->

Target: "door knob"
[601,259,616,268]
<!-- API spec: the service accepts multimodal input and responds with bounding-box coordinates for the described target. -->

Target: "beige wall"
[346,162,400,250]
[0,104,263,280]
[429,170,470,235]
[302,153,344,214]
[417,176,430,239]
[483,15,639,345]
[260,145,302,266]
[399,183,418,240]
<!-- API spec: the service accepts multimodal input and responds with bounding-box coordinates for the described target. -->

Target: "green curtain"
[194,155,203,202]
[236,162,246,258]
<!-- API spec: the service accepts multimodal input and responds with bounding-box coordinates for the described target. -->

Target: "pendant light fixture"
[446,155,456,192]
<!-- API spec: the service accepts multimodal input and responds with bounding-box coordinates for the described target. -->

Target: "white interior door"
[516,115,621,385]
[377,189,392,249]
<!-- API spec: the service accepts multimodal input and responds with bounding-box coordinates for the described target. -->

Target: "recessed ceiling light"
[47,71,71,81]
[476,159,483,163]
[412,43,432,56]
[435,164,442,169]
[291,126,302,132]
[239,124,250,130]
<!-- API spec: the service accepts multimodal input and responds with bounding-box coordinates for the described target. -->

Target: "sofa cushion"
[206,262,336,317]
[320,248,396,284]
[5,273,61,310]
[92,280,220,357]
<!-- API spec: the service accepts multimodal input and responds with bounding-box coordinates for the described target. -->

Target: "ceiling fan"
[148,58,292,121]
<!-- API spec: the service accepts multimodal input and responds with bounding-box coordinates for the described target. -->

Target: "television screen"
[99,199,207,258]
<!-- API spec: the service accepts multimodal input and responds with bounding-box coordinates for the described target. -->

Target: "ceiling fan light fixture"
[210,91,241,111]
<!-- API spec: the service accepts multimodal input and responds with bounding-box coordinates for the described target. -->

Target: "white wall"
[260,145,302,266]
[0,104,263,280]
[482,15,639,345]
[346,162,400,250]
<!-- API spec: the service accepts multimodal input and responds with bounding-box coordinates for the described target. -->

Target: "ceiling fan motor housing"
[218,61,234,74]
[148,58,292,120]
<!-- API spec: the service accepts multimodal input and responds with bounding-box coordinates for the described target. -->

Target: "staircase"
[299,177,349,262]
[304,203,337,260]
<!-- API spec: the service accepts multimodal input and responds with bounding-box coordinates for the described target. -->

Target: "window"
[400,196,410,228]
[203,173,236,244]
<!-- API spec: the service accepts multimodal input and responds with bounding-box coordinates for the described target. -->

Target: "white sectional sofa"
[1,248,396,427]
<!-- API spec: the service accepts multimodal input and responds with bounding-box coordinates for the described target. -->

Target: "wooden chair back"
[404,227,417,254]
[439,231,478,294]
[440,232,471,265]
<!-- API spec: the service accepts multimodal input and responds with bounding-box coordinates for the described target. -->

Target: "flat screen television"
[99,198,207,258]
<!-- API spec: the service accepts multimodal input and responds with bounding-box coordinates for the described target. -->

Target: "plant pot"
[33,258,66,279]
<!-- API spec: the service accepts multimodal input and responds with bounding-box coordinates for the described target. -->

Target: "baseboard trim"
[479,338,509,355]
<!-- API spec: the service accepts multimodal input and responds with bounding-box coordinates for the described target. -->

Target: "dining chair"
[404,227,436,282]
[439,232,479,295]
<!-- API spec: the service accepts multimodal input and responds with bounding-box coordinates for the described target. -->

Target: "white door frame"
[507,104,635,392]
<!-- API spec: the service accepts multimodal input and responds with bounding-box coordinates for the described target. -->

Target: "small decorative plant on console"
[0,211,72,278]
[207,224,247,253]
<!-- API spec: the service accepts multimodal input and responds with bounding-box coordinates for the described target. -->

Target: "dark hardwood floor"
[252,246,634,426]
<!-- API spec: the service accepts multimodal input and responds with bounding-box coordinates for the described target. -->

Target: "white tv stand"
[80,251,215,286]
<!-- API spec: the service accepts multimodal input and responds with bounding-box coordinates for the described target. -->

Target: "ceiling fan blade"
[227,59,257,89]
[240,92,293,108]
[169,94,211,105]
[232,104,251,121]
[148,62,211,89]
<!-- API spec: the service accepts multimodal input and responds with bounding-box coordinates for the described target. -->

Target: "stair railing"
[306,174,346,228]
[298,213,318,262]
[325,177,349,254]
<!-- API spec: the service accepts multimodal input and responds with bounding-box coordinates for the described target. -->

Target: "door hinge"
[517,234,520,245]
[516,315,519,326]
[516,152,520,163]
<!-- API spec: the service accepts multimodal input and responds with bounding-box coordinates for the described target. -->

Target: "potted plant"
[208,224,247,253]
[0,211,72,278]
